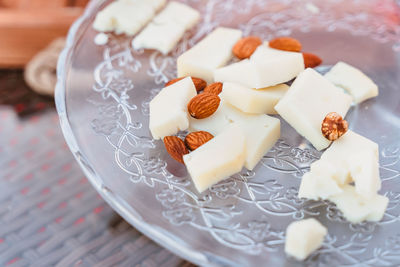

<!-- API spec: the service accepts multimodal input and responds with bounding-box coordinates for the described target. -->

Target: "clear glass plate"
[55,0,400,266]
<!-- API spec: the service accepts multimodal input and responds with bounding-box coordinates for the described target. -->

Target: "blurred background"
[0,1,192,266]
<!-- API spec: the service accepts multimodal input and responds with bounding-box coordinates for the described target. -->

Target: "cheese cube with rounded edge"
[328,185,388,223]
[214,44,304,88]
[149,77,197,139]
[132,2,200,55]
[285,218,327,261]
[93,0,166,35]
[189,101,280,170]
[325,61,378,103]
[221,82,289,114]
[183,124,246,193]
[275,68,353,151]
[346,149,381,199]
[177,27,242,83]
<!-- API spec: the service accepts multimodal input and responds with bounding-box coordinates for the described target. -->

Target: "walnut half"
[321,112,348,141]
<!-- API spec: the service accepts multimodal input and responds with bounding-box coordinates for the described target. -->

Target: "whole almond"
[233,36,262,59]
[163,136,188,164]
[187,93,220,119]
[203,82,223,95]
[185,131,214,150]
[303,52,322,68]
[269,37,302,52]
[165,77,207,92]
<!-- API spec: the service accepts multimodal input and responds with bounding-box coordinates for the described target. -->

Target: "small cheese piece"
[298,169,344,200]
[328,185,388,223]
[325,61,378,103]
[93,0,166,35]
[221,82,289,114]
[183,124,246,193]
[149,77,196,139]
[285,218,327,261]
[177,27,242,83]
[190,101,280,170]
[347,149,381,199]
[132,2,200,55]
[275,68,353,151]
[214,44,304,88]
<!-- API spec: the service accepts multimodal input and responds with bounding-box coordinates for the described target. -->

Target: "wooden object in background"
[0,0,89,68]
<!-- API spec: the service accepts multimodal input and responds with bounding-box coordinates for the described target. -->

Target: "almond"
[232,36,262,59]
[303,52,322,68]
[163,136,188,164]
[187,93,220,119]
[185,131,214,150]
[203,82,223,95]
[165,77,207,92]
[269,37,302,52]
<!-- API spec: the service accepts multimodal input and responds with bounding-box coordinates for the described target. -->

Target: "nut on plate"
[303,52,322,68]
[163,136,189,164]
[165,76,207,92]
[185,131,214,150]
[187,93,221,119]
[269,37,302,52]
[203,82,223,95]
[321,112,348,141]
[232,36,262,59]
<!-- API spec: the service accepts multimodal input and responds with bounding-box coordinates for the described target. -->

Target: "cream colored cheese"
[149,77,197,139]
[325,61,378,103]
[177,27,242,83]
[285,218,327,261]
[132,2,200,54]
[275,68,353,151]
[183,124,246,193]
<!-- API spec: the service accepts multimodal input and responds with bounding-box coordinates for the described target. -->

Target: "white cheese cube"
[221,82,289,114]
[328,185,388,223]
[183,124,247,193]
[275,68,353,150]
[321,131,379,183]
[177,27,242,83]
[214,44,304,88]
[149,77,197,139]
[298,168,344,200]
[132,2,200,55]
[250,44,305,86]
[189,101,280,170]
[93,0,166,35]
[310,160,350,186]
[285,218,327,261]
[325,61,378,103]
[347,149,381,199]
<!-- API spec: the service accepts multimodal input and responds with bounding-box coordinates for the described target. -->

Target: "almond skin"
[185,131,214,150]
[303,52,322,68]
[187,93,220,119]
[165,77,207,92]
[269,37,302,52]
[232,36,262,59]
[163,136,188,164]
[203,82,223,95]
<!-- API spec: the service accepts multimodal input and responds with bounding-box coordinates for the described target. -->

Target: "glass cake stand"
[55,0,400,266]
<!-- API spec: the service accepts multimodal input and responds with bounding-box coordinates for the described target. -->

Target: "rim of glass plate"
[54,1,229,266]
